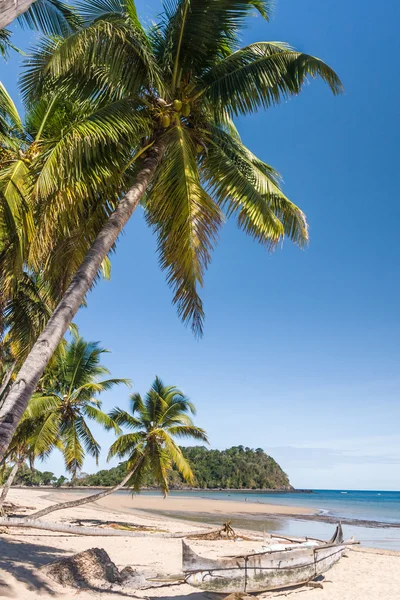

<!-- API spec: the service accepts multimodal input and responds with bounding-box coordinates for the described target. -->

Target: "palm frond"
[167,424,208,441]
[35,99,151,202]
[146,125,222,337]
[0,83,23,134]
[21,18,161,104]
[202,42,343,117]
[24,393,60,418]
[31,410,62,457]
[17,0,82,36]
[158,0,271,83]
[109,406,144,430]
[147,436,171,496]
[107,432,146,459]
[75,417,101,463]
[61,421,86,475]
[201,131,285,248]
[3,274,54,362]
[83,405,122,434]
[158,429,194,483]
[203,125,308,247]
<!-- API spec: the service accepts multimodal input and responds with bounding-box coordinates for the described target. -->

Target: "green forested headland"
[77,446,292,490]
[3,446,291,490]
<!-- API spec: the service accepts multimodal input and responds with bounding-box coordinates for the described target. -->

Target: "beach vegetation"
[23,333,129,481]
[27,376,208,519]
[0,0,342,457]
[0,333,128,506]
[76,445,291,490]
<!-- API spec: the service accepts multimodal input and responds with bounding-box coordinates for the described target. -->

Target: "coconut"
[182,103,191,117]
[173,99,183,111]
[161,114,171,128]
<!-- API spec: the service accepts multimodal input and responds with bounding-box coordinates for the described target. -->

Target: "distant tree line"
[0,446,291,491]
[76,446,292,490]
[0,463,67,488]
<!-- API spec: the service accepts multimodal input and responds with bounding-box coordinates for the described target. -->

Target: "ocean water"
[137,489,400,550]
[58,487,400,550]
[159,489,400,524]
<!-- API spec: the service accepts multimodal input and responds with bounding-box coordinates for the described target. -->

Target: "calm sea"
[161,489,400,523]
[58,487,400,550]
[138,489,400,550]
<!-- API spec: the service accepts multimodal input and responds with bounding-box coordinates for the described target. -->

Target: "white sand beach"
[0,489,399,600]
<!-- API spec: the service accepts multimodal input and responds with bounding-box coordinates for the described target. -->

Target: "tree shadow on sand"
[0,535,68,595]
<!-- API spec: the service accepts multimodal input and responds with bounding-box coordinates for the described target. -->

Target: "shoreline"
[1,488,400,600]
[39,487,400,529]
[11,485,312,493]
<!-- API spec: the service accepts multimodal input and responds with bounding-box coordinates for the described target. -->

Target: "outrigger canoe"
[183,524,353,593]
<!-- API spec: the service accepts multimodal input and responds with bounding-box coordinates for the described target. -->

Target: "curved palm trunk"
[0,0,36,29]
[30,463,140,519]
[0,517,199,538]
[0,143,164,460]
[0,459,22,510]
[0,362,16,406]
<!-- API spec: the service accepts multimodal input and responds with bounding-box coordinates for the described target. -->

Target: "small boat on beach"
[183,524,353,593]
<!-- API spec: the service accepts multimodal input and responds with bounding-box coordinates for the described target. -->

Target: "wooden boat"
[183,524,353,593]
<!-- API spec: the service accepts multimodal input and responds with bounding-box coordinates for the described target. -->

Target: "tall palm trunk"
[0,0,37,29]
[30,461,142,519]
[0,361,16,405]
[0,458,22,509]
[0,143,164,460]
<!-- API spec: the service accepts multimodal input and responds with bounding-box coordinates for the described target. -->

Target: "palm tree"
[0,0,343,458]
[0,0,79,35]
[0,81,114,407]
[30,376,208,519]
[0,416,41,509]
[23,333,130,480]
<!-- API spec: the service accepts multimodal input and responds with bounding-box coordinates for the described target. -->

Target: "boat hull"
[183,530,349,593]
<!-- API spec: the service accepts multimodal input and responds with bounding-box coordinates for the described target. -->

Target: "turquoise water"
[137,489,400,550]
[60,488,400,549]
[158,489,400,524]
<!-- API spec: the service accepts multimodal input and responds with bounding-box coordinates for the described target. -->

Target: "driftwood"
[69,518,166,533]
[0,517,200,538]
[188,521,253,541]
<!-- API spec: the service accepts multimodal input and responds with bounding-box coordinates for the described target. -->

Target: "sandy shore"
[88,490,317,516]
[0,489,399,599]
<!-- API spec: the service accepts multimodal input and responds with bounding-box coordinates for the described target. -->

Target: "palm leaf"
[107,432,146,459]
[158,0,271,85]
[17,0,82,36]
[167,424,208,441]
[158,429,194,483]
[202,42,343,117]
[61,421,86,475]
[204,125,308,247]
[109,406,144,430]
[83,405,122,434]
[146,124,222,336]
[75,417,101,463]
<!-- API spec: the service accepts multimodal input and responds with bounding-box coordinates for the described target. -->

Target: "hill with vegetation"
[76,446,292,490]
[3,446,291,490]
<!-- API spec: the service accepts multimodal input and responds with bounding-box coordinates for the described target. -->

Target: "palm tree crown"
[23,333,130,477]
[109,376,208,494]
[0,0,342,461]
[24,0,343,336]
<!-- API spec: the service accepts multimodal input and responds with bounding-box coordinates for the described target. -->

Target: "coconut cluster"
[160,99,191,128]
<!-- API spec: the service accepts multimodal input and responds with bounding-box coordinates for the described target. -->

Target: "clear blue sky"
[2,0,400,490]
